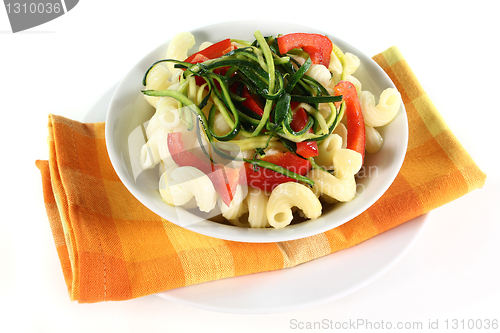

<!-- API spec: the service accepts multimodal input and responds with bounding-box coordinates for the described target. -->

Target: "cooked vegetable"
[244,152,312,192]
[276,33,333,67]
[184,38,233,63]
[142,31,364,202]
[333,81,366,161]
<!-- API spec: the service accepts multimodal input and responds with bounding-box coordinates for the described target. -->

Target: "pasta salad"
[139,30,401,229]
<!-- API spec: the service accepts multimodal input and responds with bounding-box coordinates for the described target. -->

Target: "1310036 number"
[6,2,62,14]
[445,319,498,330]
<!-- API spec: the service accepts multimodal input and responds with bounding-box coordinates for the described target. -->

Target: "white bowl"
[105,20,408,243]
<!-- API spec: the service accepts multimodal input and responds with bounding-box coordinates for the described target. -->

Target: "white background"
[1,1,499,332]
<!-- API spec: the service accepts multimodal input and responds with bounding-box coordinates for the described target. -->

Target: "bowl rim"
[105,19,408,243]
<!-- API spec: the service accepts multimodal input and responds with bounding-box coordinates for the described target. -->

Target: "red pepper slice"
[333,81,366,162]
[167,132,239,206]
[190,53,210,64]
[184,39,235,86]
[167,132,213,174]
[290,102,308,130]
[296,141,318,159]
[241,85,264,117]
[184,38,233,63]
[277,33,333,67]
[230,83,265,117]
[243,152,312,192]
[290,103,318,158]
[209,165,240,207]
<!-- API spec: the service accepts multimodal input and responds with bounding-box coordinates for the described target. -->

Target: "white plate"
[157,214,427,314]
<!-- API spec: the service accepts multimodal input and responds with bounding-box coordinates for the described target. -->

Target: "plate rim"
[155,213,428,314]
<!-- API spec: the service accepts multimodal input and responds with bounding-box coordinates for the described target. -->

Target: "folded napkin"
[36,46,486,303]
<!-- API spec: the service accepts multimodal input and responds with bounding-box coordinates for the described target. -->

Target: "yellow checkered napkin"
[36,46,486,303]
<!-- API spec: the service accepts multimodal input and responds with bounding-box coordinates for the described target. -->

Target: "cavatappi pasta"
[138,31,402,229]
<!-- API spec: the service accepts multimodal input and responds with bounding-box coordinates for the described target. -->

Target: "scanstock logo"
[4,0,79,33]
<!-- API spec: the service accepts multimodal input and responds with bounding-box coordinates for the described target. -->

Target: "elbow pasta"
[220,185,248,221]
[365,125,384,154]
[246,187,270,228]
[307,64,332,87]
[342,53,360,76]
[307,169,358,203]
[314,133,361,175]
[212,111,233,137]
[160,166,217,213]
[146,97,181,139]
[332,123,348,149]
[165,31,195,79]
[138,31,402,229]
[359,88,402,127]
[332,149,363,179]
[266,182,322,229]
[308,133,362,203]
[140,134,162,170]
[315,133,343,169]
[198,41,213,51]
[345,75,362,94]
[328,50,343,76]
[140,100,184,171]
[143,63,172,108]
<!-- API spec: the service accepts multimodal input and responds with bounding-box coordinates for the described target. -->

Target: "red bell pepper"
[289,102,318,158]
[167,132,239,206]
[229,83,265,117]
[210,164,240,207]
[333,81,366,162]
[241,86,265,117]
[190,53,210,64]
[184,38,233,63]
[167,132,213,173]
[277,33,333,67]
[184,38,235,86]
[243,152,312,192]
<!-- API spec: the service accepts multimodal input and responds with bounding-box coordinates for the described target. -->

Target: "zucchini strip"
[142,59,189,86]
[244,158,314,186]
[290,95,343,104]
[285,57,312,93]
[250,31,277,136]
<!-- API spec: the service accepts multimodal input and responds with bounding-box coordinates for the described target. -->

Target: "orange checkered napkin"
[36,46,486,303]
